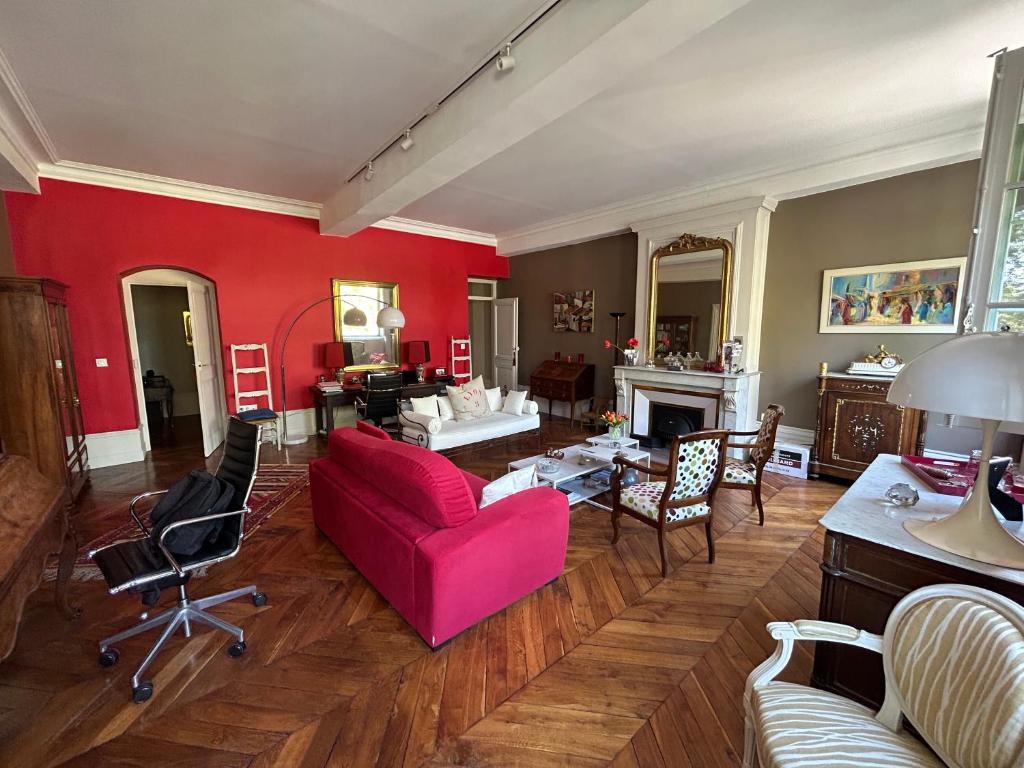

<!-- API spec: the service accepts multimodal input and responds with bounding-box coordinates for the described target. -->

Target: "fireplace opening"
[646,402,705,449]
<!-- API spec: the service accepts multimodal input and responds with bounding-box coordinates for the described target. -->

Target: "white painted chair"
[230,343,280,450]
[743,584,1024,768]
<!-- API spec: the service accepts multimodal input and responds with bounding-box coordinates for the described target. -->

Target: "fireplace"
[648,402,705,448]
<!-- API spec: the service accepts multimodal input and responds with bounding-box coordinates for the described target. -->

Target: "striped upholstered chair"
[743,584,1024,768]
[611,430,728,577]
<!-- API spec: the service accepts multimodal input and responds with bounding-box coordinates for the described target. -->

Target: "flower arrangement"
[599,410,629,438]
[599,410,628,428]
[603,337,639,354]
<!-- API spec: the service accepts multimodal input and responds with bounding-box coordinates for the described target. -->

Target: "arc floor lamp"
[278,293,406,445]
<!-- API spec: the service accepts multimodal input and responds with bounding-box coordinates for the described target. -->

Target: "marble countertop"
[613,365,759,379]
[820,454,1024,586]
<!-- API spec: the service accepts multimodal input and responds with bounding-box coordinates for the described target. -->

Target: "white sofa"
[400,396,541,452]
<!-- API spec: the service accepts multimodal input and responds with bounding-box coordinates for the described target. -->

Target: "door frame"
[120,267,227,454]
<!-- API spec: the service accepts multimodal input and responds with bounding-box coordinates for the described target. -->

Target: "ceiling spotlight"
[496,43,515,72]
[363,161,374,181]
[399,130,414,151]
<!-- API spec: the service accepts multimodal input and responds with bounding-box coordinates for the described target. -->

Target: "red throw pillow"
[356,420,391,441]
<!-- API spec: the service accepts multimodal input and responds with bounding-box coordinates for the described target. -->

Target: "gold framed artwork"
[330,278,401,370]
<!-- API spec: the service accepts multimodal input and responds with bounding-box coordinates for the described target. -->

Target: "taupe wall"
[656,279,720,359]
[499,232,638,400]
[759,160,979,429]
[0,195,14,276]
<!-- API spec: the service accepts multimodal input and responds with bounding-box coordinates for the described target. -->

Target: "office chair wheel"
[252,591,267,607]
[98,648,119,668]
[228,640,247,658]
[132,681,153,704]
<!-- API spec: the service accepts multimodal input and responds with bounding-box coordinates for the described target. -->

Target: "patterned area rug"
[46,464,309,582]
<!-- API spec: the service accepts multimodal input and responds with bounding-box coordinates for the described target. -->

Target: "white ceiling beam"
[319,0,752,237]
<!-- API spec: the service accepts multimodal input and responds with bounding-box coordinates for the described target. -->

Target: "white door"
[187,281,225,456]
[493,297,519,391]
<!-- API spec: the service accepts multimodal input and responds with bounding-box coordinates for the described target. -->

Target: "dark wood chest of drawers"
[810,374,924,480]
[529,360,595,427]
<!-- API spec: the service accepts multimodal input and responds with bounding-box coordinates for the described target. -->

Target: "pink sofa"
[310,423,570,647]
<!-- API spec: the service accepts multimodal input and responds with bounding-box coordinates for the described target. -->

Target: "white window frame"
[964,47,1024,332]
[468,277,497,301]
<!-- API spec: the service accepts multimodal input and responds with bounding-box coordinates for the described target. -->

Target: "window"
[968,47,1024,332]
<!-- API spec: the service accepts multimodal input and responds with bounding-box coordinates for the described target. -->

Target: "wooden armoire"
[0,277,89,501]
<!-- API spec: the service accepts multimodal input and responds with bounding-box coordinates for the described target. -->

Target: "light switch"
[96,358,108,368]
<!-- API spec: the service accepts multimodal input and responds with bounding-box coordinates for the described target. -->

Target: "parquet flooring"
[0,417,843,767]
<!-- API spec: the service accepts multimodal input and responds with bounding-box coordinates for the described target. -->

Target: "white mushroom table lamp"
[887,331,1024,568]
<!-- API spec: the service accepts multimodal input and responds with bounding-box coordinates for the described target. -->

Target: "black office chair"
[89,417,267,703]
[355,372,403,433]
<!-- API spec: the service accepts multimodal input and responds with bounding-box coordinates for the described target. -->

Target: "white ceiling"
[1,0,1022,243]
[400,0,1024,235]
[0,0,550,200]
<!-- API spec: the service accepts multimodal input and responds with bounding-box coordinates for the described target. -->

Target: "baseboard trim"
[86,428,146,469]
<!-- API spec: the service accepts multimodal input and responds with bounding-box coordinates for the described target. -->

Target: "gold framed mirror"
[331,278,401,371]
[647,234,733,362]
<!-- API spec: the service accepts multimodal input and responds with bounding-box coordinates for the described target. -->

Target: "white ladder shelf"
[450,337,472,383]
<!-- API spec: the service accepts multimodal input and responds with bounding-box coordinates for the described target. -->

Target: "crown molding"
[0,46,56,191]
[35,160,498,246]
[369,216,497,247]
[496,125,984,256]
[38,160,323,219]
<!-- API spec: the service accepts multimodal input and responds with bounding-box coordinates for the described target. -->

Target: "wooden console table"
[813,454,1024,709]
[0,454,79,660]
[310,381,447,435]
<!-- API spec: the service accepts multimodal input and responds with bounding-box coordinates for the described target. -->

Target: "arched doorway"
[121,268,227,457]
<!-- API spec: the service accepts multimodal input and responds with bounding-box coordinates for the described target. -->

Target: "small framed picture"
[434,367,446,375]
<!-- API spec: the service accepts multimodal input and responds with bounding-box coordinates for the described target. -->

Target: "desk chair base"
[98,583,267,703]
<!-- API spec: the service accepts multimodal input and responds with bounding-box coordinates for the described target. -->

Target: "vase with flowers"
[604,336,640,365]
[600,410,629,440]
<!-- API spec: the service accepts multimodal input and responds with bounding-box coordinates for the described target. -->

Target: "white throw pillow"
[502,389,528,416]
[485,387,502,412]
[446,375,490,421]
[479,465,538,508]
[437,396,454,421]
[401,410,441,434]
[410,394,440,418]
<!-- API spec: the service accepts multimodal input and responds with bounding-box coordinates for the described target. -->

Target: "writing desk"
[310,381,445,435]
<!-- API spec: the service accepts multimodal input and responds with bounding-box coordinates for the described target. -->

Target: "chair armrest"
[613,455,666,475]
[157,508,246,575]
[400,411,441,434]
[744,620,882,706]
[128,489,169,536]
[729,430,761,437]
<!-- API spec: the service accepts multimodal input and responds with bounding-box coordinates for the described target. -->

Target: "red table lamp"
[406,340,431,383]
[324,342,352,383]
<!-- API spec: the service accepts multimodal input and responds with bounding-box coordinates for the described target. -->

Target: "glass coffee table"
[508,443,651,511]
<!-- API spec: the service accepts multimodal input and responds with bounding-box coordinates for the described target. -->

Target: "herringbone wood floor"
[0,418,842,767]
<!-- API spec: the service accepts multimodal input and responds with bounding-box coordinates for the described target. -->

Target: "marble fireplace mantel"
[614,365,761,436]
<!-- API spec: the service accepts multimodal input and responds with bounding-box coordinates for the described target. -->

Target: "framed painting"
[819,257,967,334]
[553,289,594,333]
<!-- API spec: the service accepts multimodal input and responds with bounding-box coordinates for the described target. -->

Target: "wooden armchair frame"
[720,403,784,526]
[610,430,728,576]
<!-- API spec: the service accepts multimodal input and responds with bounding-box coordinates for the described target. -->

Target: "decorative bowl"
[537,458,561,476]
[575,455,600,468]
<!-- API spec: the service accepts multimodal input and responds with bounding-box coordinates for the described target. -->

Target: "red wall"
[5,179,507,435]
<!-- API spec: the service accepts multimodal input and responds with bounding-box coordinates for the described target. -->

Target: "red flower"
[603,339,612,349]
[627,337,638,348]
[660,335,670,346]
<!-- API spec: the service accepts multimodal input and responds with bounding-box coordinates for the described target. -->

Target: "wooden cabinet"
[529,360,595,428]
[0,278,89,502]
[810,373,924,480]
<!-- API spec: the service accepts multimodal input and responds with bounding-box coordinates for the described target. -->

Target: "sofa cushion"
[411,395,440,418]
[327,428,478,528]
[402,410,442,434]
[485,387,502,412]
[502,389,528,415]
[405,411,540,452]
[437,396,455,421]
[480,465,538,508]
[447,375,490,421]
[355,419,391,441]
